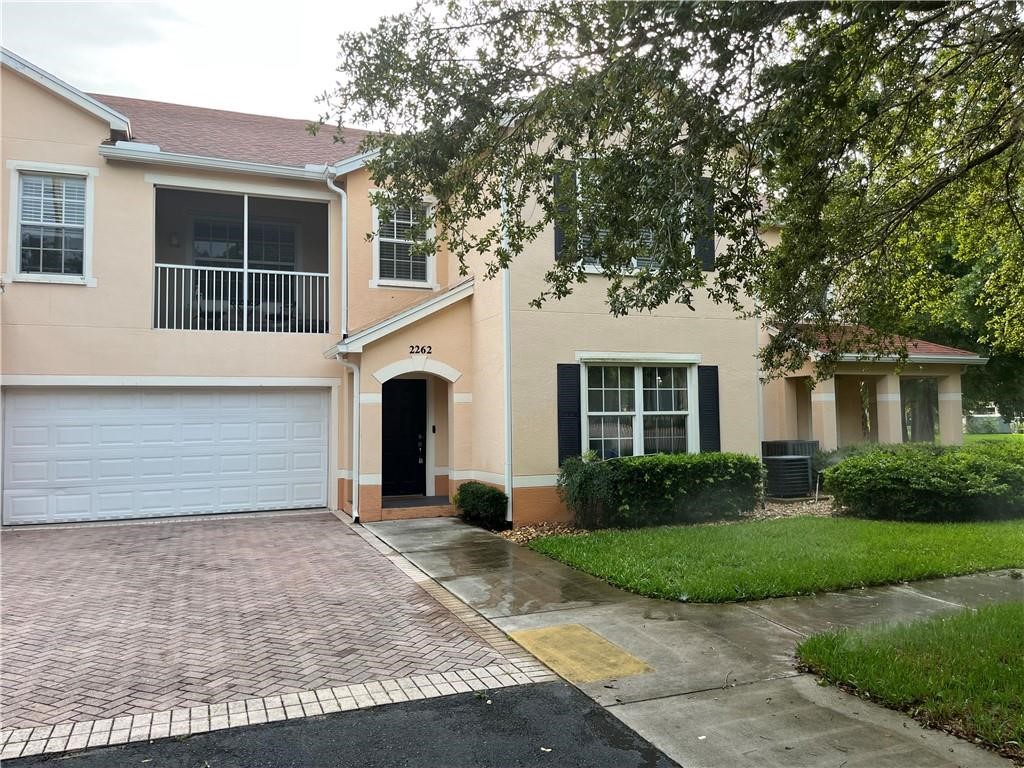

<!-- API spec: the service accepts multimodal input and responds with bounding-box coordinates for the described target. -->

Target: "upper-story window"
[554,164,714,272]
[373,203,434,288]
[18,173,86,277]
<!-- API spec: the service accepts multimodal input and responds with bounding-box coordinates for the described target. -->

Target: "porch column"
[875,374,904,444]
[358,384,384,522]
[451,388,473,496]
[938,374,964,445]
[810,377,839,451]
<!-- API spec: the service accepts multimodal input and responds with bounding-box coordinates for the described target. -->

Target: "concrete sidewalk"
[366,517,1022,768]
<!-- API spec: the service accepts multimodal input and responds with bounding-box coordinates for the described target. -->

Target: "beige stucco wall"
[507,216,762,484]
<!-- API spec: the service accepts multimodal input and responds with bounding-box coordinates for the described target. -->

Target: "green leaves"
[325,1,1024,376]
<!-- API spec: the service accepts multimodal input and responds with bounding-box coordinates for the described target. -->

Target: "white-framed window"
[6,161,97,286]
[371,201,437,289]
[583,362,698,458]
[561,163,658,273]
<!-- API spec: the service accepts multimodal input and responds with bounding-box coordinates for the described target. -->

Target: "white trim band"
[453,393,473,404]
[575,351,702,364]
[451,470,505,485]
[359,393,383,404]
[0,375,340,387]
[512,475,560,488]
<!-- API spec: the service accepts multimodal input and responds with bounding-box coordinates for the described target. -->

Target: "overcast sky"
[1,0,413,121]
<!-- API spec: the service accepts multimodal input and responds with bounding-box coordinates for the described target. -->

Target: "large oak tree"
[323,0,1024,393]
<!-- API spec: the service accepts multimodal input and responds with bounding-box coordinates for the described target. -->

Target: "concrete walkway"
[366,517,1023,768]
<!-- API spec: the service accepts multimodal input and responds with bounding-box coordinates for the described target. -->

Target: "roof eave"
[329,149,379,177]
[98,143,330,181]
[1,47,131,135]
[834,353,988,366]
[324,278,474,357]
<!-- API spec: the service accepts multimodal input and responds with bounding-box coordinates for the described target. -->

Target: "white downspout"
[500,194,514,523]
[325,173,349,337]
[336,355,361,523]
[327,171,357,521]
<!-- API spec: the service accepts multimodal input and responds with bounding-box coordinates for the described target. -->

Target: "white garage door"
[2,387,329,525]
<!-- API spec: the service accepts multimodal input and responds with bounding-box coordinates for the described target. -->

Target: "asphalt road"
[9,682,678,768]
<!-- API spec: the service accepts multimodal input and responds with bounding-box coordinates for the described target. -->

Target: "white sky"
[1,0,414,121]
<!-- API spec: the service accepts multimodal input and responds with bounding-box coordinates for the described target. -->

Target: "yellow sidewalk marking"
[509,624,653,684]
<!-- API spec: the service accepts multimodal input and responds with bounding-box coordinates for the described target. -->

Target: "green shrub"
[454,481,508,530]
[558,452,763,529]
[966,415,1007,434]
[824,444,1024,521]
[813,442,944,473]
[963,437,1024,464]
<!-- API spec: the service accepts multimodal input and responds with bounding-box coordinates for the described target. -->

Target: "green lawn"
[528,517,1024,602]
[798,603,1024,760]
[964,432,1024,444]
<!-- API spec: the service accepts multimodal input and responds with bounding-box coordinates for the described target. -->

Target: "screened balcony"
[153,189,329,333]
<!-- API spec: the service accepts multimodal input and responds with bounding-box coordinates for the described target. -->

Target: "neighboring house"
[761,329,986,450]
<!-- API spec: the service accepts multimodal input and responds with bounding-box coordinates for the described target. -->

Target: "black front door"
[382,379,427,496]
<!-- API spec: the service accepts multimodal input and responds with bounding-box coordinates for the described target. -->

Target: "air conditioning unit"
[764,455,813,498]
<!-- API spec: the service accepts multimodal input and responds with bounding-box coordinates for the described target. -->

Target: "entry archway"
[372,357,462,385]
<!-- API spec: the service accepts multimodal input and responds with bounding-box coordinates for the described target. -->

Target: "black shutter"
[556,364,582,465]
[553,172,565,261]
[697,365,721,452]
[695,176,715,271]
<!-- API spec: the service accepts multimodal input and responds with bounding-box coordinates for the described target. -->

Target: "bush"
[813,442,945,473]
[454,481,508,530]
[824,444,1024,521]
[558,452,763,529]
[966,415,1007,434]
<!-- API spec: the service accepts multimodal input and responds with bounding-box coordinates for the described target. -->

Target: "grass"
[528,517,1024,602]
[798,603,1024,760]
[964,432,1024,444]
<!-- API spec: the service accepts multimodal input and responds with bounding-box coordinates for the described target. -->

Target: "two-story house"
[16,47,983,529]
[0,48,765,526]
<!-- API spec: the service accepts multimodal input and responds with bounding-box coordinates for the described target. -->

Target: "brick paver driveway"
[0,512,511,730]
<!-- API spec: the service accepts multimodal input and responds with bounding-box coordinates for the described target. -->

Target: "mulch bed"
[501,499,840,544]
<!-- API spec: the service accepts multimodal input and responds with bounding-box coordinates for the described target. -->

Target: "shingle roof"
[803,324,981,358]
[91,94,371,169]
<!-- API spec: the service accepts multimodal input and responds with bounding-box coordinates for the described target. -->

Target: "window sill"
[5,273,97,287]
[369,279,439,291]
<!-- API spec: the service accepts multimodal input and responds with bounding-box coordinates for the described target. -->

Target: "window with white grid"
[377,204,430,282]
[18,174,86,276]
[585,363,693,458]
[586,365,636,459]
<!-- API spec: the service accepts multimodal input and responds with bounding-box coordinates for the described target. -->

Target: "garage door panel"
[3,387,329,524]
[55,460,92,481]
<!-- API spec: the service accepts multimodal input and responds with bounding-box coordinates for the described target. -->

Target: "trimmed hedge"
[824,443,1024,521]
[454,481,508,530]
[558,452,763,529]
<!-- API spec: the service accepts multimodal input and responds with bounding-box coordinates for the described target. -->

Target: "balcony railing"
[154,264,329,333]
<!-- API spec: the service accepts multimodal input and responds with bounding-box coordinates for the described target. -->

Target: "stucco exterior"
[4,50,979,528]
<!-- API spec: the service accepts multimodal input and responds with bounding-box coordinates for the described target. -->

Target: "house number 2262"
[409,345,432,354]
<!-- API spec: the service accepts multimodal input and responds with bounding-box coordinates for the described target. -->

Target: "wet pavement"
[367,517,1022,768]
